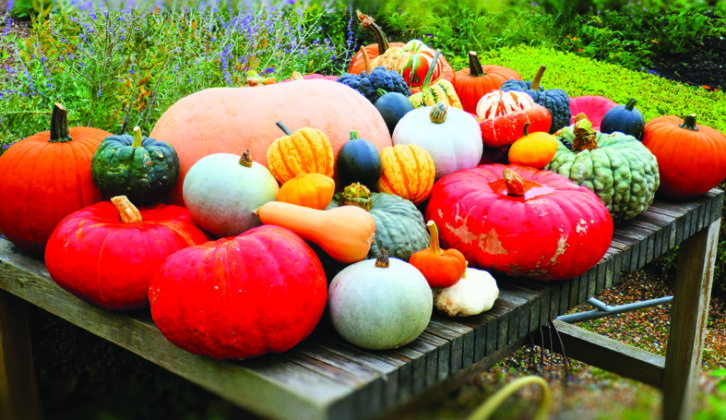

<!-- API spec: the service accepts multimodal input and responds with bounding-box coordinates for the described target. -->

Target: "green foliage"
[694,369,726,419]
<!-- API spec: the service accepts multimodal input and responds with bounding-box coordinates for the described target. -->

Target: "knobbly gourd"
[338,47,411,103]
[328,250,433,350]
[600,98,645,140]
[453,51,522,114]
[433,267,499,317]
[408,51,462,109]
[501,65,571,133]
[409,220,467,288]
[45,196,208,310]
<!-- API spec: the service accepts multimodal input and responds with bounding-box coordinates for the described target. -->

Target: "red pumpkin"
[453,51,522,114]
[0,104,111,253]
[425,164,613,281]
[149,225,327,360]
[45,196,208,310]
[476,90,552,148]
[568,95,617,130]
[642,114,726,199]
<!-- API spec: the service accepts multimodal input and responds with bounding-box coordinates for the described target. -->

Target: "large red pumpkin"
[44,196,208,310]
[642,114,726,199]
[0,104,111,253]
[476,90,552,148]
[453,51,522,114]
[149,225,327,360]
[425,164,613,281]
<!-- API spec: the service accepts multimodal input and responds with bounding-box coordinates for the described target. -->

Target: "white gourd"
[433,267,499,317]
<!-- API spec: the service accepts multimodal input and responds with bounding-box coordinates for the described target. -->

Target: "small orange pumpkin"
[507,123,559,169]
[276,157,335,209]
[409,220,467,288]
[266,122,335,184]
[377,144,435,205]
[453,51,522,114]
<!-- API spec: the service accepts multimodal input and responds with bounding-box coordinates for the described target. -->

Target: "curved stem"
[110,196,143,224]
[375,249,390,268]
[131,126,143,148]
[49,103,72,143]
[468,51,485,77]
[276,121,293,136]
[625,98,637,111]
[361,45,372,75]
[679,114,699,131]
[530,65,547,91]
[522,122,530,137]
[466,376,552,420]
[426,220,441,254]
[239,150,253,167]
[356,10,389,53]
[422,50,442,89]
[350,130,359,140]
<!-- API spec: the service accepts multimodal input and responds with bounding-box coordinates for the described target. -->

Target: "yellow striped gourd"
[409,50,463,110]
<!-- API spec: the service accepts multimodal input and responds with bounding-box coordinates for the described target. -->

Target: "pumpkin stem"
[376,88,388,98]
[530,65,546,91]
[286,155,304,177]
[356,10,389,54]
[276,121,293,136]
[421,50,442,90]
[625,98,638,111]
[239,150,253,168]
[339,182,372,211]
[131,126,143,148]
[350,131,359,140]
[426,220,442,254]
[429,103,448,124]
[49,103,72,143]
[502,167,526,197]
[679,114,699,131]
[111,196,143,224]
[361,45,372,75]
[572,115,598,152]
[290,72,304,81]
[468,51,485,77]
[522,122,530,137]
[375,249,390,268]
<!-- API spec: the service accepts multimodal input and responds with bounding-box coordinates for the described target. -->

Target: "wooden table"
[1,189,722,420]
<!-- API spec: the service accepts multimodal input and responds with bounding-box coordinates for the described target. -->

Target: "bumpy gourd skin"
[501,79,571,133]
[546,127,660,223]
[338,66,411,103]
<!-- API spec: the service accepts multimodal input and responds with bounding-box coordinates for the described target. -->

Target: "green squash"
[327,183,429,261]
[546,117,659,223]
[91,127,180,205]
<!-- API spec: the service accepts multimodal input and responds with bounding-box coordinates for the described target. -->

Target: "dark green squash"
[600,98,645,140]
[91,126,180,205]
[375,89,414,135]
[328,183,429,261]
[336,131,383,190]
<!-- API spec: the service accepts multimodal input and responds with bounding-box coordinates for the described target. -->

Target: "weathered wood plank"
[388,345,426,399]
[416,332,449,383]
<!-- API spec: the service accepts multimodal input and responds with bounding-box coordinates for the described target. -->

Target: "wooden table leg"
[0,290,43,420]
[663,219,720,420]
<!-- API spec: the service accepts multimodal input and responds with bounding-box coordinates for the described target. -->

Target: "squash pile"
[2,8,726,359]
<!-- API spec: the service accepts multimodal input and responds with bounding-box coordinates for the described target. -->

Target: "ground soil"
[652,34,726,90]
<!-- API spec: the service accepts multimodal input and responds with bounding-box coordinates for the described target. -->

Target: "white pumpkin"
[392,103,482,179]
[183,151,279,237]
[433,267,499,317]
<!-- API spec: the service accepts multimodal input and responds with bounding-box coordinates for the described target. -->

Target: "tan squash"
[256,201,376,263]
[149,79,392,204]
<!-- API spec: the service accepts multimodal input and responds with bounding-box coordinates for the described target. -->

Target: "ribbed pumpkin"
[0,104,110,253]
[547,115,660,222]
[267,122,335,184]
[600,98,645,140]
[91,126,180,205]
[476,90,552,148]
[276,157,335,210]
[45,196,208,310]
[453,51,522,114]
[149,225,328,360]
[425,164,613,281]
[327,183,429,261]
[642,114,726,199]
[500,65,571,133]
[409,51,462,110]
[568,96,617,130]
[377,144,436,205]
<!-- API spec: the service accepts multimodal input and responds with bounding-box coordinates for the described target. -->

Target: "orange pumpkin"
[409,220,467,288]
[453,51,522,114]
[149,79,392,205]
[377,144,435,205]
[276,157,335,210]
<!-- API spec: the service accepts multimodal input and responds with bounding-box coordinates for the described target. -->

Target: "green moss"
[478,45,726,132]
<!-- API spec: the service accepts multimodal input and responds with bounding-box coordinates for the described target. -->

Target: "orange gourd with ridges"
[377,144,435,205]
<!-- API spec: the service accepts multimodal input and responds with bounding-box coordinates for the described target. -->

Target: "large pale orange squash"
[150,79,392,205]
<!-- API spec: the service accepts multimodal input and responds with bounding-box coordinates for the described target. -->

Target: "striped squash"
[377,144,435,205]
[409,50,463,110]
[267,122,335,184]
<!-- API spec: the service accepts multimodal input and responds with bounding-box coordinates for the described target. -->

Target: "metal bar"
[557,296,674,324]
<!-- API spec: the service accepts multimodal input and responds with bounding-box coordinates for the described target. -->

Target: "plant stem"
[468,51,484,77]
[49,103,72,143]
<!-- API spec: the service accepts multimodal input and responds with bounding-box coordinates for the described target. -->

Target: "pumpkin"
[426,164,613,281]
[375,89,414,135]
[347,11,455,93]
[328,250,433,350]
[476,90,552,148]
[149,79,392,205]
[91,126,180,206]
[338,47,411,103]
[182,151,279,238]
[568,95,617,130]
[507,123,558,169]
[433,267,499,317]
[256,200,376,263]
[409,220,467,288]
[392,103,482,179]
[409,50,463,110]
[267,122,335,184]
[600,98,645,140]
[276,157,335,210]
[336,131,383,190]
[0,103,110,253]
[453,51,522,114]
[547,115,660,222]
[327,183,429,261]
[500,65,571,133]
[642,114,726,199]
[377,144,436,205]
[149,224,327,360]
[45,196,208,310]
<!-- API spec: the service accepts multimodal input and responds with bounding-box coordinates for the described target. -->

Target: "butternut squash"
[256,201,376,263]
